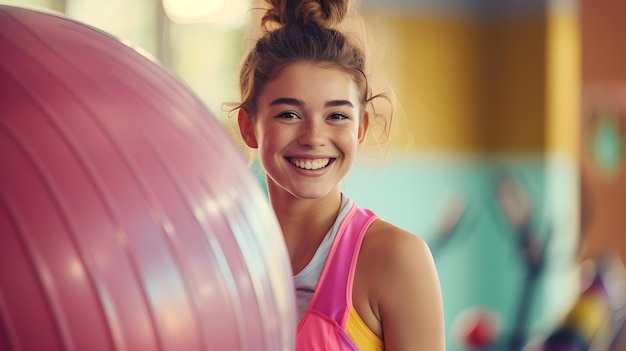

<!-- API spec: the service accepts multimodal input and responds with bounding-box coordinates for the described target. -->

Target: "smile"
[287,157,332,170]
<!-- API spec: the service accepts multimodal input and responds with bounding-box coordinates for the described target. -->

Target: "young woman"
[235,0,445,349]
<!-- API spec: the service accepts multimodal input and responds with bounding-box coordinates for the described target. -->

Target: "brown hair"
[236,0,395,161]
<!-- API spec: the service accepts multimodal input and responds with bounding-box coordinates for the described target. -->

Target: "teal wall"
[344,151,579,350]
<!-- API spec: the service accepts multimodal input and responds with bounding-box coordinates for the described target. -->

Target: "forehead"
[259,62,360,105]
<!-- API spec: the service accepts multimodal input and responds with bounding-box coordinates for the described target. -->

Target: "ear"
[238,109,258,148]
[358,112,369,144]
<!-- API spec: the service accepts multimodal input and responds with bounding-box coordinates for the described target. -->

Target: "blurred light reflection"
[163,0,249,27]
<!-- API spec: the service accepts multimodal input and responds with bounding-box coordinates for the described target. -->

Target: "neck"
[266,180,343,274]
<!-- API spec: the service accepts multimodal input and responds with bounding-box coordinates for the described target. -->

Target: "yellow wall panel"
[546,6,580,155]
[363,12,551,152]
[363,14,485,150]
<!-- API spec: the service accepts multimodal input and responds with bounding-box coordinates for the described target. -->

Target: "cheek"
[257,126,286,154]
[338,130,361,156]
[341,129,357,142]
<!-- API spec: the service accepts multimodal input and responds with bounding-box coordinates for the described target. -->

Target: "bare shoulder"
[361,219,446,350]
[362,219,434,269]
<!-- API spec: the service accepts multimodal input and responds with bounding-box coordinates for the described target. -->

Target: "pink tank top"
[296,203,379,350]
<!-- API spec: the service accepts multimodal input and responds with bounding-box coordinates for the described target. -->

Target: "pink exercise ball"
[0,5,295,351]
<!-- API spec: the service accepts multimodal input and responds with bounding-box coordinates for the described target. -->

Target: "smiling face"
[239,61,368,200]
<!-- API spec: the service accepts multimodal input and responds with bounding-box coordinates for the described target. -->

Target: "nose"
[298,119,326,147]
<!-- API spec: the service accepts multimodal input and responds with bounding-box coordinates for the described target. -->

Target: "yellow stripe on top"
[346,307,384,351]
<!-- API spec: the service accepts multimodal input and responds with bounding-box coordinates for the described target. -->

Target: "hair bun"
[261,0,350,29]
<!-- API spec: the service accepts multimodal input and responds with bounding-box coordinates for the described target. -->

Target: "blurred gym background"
[1,0,624,350]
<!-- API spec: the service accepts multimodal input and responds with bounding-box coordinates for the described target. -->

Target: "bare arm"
[376,223,446,350]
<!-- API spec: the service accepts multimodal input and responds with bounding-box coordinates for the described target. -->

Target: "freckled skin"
[240,62,365,201]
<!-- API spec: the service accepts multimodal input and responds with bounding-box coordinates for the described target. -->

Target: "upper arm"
[375,225,445,351]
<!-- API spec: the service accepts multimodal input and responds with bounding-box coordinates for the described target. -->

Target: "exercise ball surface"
[0,5,295,351]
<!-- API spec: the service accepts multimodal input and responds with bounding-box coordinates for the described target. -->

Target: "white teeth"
[290,158,330,170]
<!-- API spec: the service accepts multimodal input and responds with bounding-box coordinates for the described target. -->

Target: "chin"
[287,187,335,201]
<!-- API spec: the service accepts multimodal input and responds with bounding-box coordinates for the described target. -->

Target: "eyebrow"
[325,100,354,108]
[269,97,302,107]
[268,97,354,108]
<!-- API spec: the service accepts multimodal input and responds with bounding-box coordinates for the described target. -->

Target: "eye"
[329,113,349,120]
[276,111,300,119]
